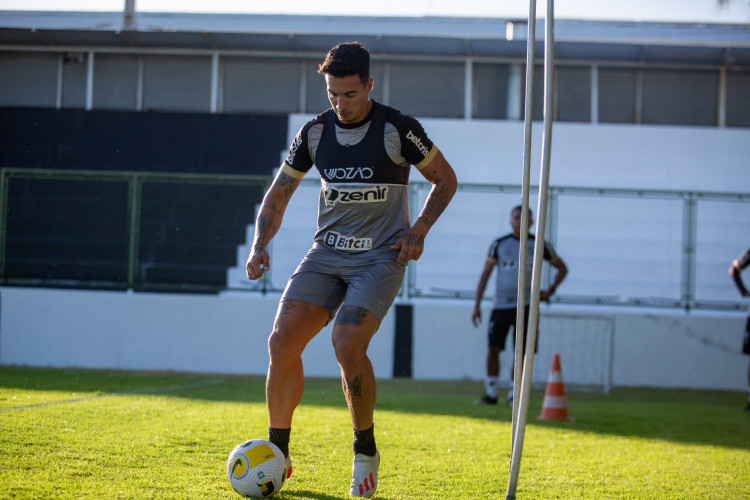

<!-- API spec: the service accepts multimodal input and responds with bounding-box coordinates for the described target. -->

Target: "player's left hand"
[391,230,426,266]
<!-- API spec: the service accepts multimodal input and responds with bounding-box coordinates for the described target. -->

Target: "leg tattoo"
[336,306,369,326]
[344,373,364,399]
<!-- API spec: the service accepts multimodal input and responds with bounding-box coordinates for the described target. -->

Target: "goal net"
[500,312,615,393]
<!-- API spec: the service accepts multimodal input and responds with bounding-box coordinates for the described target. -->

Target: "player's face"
[325,74,373,124]
[510,208,532,236]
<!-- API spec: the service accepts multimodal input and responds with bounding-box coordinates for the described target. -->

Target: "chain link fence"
[1,168,748,310]
[409,182,750,311]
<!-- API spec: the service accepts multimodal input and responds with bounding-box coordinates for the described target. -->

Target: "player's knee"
[331,333,351,362]
[332,333,366,366]
[267,331,285,361]
[267,327,301,363]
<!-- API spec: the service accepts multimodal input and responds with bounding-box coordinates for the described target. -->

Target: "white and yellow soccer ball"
[226,439,287,498]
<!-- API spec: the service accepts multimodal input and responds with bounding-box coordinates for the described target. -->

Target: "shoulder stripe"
[414,145,439,170]
[281,162,306,180]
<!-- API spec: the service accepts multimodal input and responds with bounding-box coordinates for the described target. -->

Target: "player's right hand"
[471,308,481,327]
[246,248,270,281]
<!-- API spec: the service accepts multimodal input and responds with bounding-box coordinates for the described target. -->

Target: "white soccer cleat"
[285,454,293,481]
[349,450,380,497]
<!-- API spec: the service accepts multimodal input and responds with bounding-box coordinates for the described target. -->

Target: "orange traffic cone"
[537,353,574,422]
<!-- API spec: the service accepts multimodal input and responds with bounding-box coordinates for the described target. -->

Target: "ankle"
[268,427,291,457]
[353,424,377,456]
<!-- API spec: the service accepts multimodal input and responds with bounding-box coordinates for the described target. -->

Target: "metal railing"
[1,168,748,310]
[0,168,270,292]
[408,182,750,310]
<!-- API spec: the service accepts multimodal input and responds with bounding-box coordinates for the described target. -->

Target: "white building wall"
[289,115,750,193]
[1,287,746,392]
[0,287,395,379]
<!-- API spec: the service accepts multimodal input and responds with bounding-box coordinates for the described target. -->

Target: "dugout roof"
[1,10,750,66]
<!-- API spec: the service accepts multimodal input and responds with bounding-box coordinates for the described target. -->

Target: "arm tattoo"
[253,173,299,249]
[254,213,274,251]
[276,172,298,203]
[419,183,452,228]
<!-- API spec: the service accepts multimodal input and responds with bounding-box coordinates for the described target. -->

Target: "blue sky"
[1,0,749,23]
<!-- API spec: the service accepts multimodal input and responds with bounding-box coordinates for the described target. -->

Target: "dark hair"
[512,204,533,219]
[317,42,370,83]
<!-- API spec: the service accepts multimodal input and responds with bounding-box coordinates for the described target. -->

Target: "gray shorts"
[281,243,406,323]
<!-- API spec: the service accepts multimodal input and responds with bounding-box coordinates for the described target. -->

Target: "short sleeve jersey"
[488,233,558,309]
[282,101,437,253]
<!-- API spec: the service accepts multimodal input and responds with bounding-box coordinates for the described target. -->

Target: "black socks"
[269,425,377,458]
[353,424,377,457]
[268,427,291,458]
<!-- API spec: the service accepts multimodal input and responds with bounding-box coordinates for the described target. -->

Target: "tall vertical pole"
[123,0,136,30]
[506,0,554,498]
[126,175,142,289]
[0,169,9,280]
[85,51,94,111]
[511,0,537,459]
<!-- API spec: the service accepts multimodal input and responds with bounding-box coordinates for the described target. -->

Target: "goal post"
[534,313,615,394]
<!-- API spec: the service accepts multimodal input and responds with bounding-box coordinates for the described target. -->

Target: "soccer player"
[471,205,567,405]
[729,247,750,411]
[245,42,457,497]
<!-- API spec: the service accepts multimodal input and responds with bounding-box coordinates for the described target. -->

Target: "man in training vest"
[245,41,457,497]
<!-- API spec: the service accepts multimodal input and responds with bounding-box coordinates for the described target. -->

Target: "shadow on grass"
[274,489,393,500]
[1,365,748,451]
[277,489,346,500]
[277,489,394,500]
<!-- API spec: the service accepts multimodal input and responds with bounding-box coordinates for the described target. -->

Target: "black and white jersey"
[281,101,438,253]
[487,233,558,309]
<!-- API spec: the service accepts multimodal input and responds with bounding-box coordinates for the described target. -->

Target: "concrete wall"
[0,287,394,379]
[412,298,748,392]
[423,119,750,192]
[2,287,746,392]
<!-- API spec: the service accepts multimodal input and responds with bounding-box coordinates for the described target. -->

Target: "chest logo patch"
[323,185,389,208]
[323,167,374,181]
[323,231,373,252]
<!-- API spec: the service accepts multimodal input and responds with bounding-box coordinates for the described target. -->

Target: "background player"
[471,205,567,405]
[729,247,750,411]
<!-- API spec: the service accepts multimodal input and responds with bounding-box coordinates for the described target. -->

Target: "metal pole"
[511,0,537,459]
[506,0,554,497]
[123,0,136,30]
[0,169,10,281]
[126,174,142,288]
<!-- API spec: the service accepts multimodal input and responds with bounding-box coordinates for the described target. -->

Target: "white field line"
[1,379,225,412]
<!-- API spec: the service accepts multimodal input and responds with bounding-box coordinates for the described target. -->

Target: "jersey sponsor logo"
[323,185,388,207]
[287,135,303,164]
[323,231,373,251]
[323,167,374,180]
[406,130,429,157]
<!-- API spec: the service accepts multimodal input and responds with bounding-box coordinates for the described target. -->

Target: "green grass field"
[1,366,748,499]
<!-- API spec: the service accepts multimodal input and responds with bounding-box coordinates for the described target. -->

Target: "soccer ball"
[226,439,287,498]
